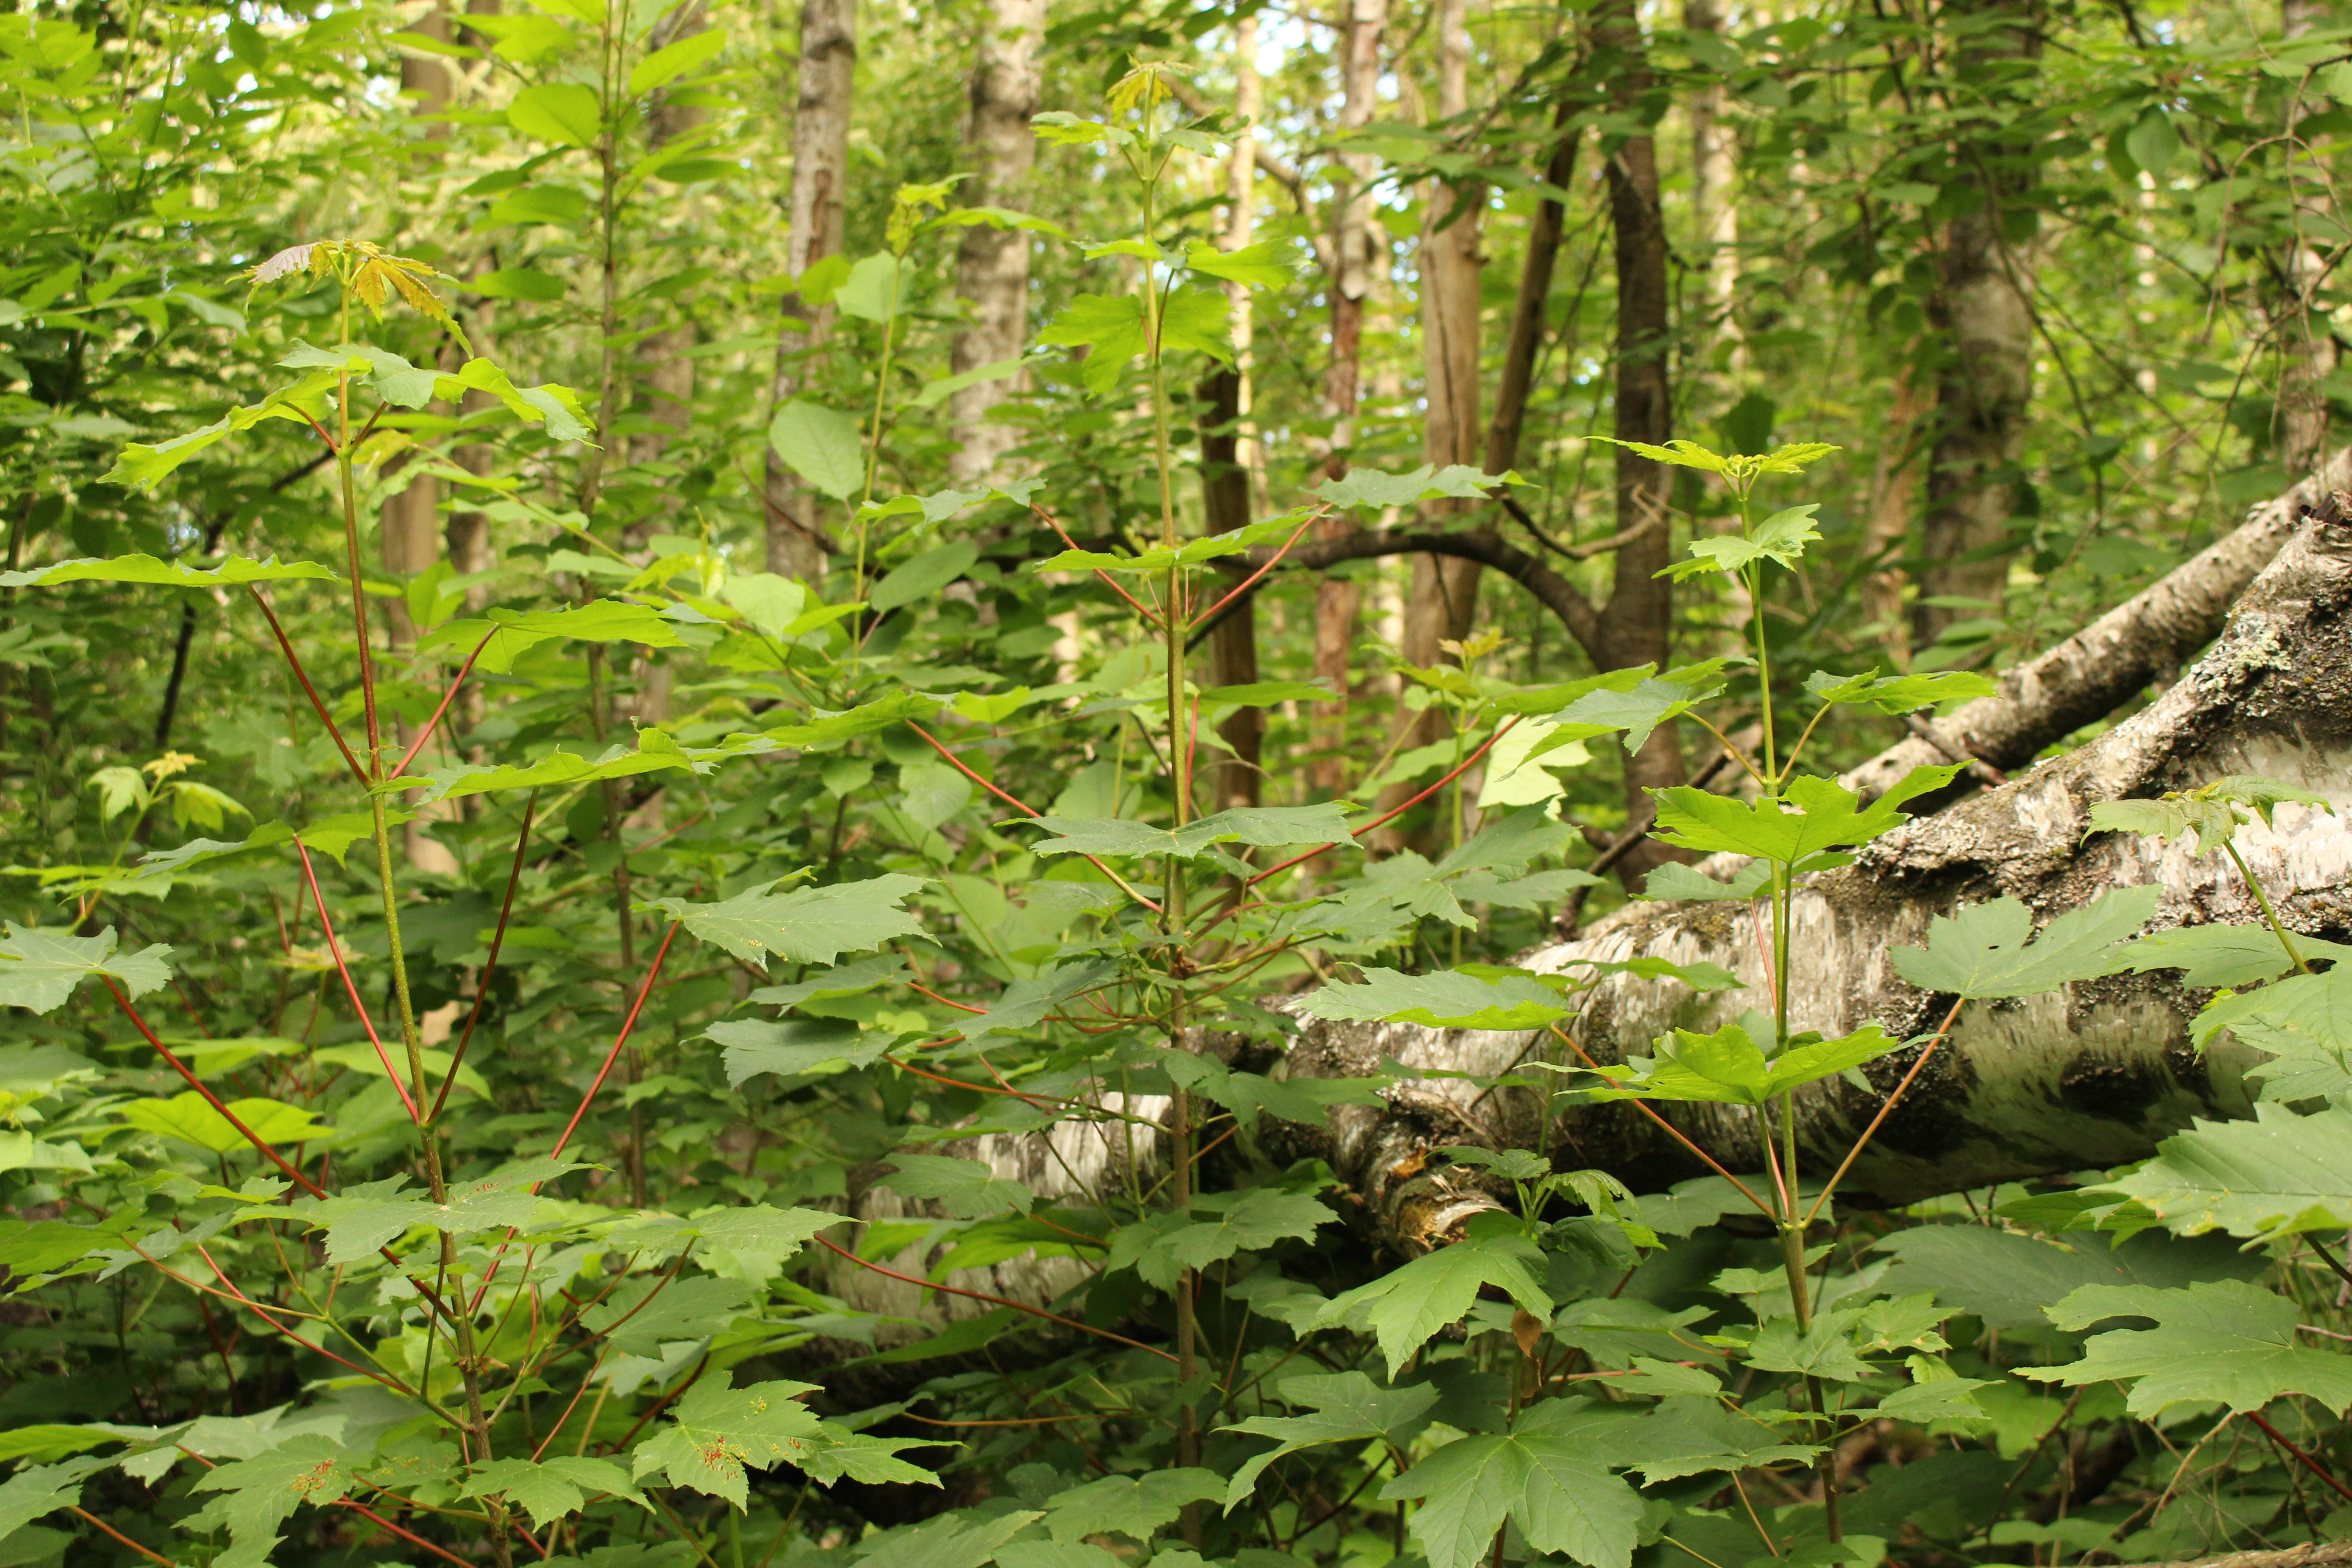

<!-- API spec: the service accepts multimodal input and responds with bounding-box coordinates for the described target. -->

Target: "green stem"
[2224,840,2311,974]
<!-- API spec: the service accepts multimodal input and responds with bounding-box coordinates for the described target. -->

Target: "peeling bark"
[818,477,2352,1341]
[1276,502,2352,1230]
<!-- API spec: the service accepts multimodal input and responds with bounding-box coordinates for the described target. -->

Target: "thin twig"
[813,1234,1179,1363]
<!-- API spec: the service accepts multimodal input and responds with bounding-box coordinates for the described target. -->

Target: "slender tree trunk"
[764,0,856,580]
[947,0,1045,489]
[1311,0,1387,796]
[2278,0,2338,479]
[1592,0,1685,870]
[1916,0,2041,645]
[1862,369,1931,661]
[1379,0,1484,851]
[1205,19,1265,813]
[1485,100,1578,480]
[1201,369,1262,810]
[1686,0,1742,378]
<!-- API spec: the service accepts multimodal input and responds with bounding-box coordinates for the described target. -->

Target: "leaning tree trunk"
[811,459,2347,1343]
[1274,471,2352,1244]
[946,0,1045,489]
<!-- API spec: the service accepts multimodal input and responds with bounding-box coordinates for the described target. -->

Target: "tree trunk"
[1592,0,1686,872]
[1275,491,2352,1240]
[1201,368,1262,810]
[2278,0,2339,480]
[1378,0,1484,852]
[1310,0,1386,796]
[1685,0,1742,378]
[764,0,856,581]
[1485,102,1578,481]
[1916,0,2041,646]
[1861,369,1931,662]
[946,0,1045,489]
[811,461,2346,1335]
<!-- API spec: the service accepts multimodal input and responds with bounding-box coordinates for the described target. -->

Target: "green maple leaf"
[1039,1468,1224,1542]
[854,1509,1041,1568]
[788,1427,947,1486]
[629,1372,825,1507]
[1665,504,1822,580]
[581,1275,756,1355]
[706,1017,889,1085]
[1038,293,1145,394]
[2090,1104,2352,1241]
[1315,1231,1551,1375]
[414,599,685,674]
[116,1093,331,1154]
[1185,237,1295,289]
[1380,1400,1646,1568]
[0,924,172,1015]
[292,1156,582,1264]
[688,1204,844,1282]
[877,1154,1034,1219]
[1157,286,1233,361]
[1651,764,1960,865]
[2115,923,2352,989]
[1294,967,1575,1030]
[1618,1394,1822,1481]
[1589,1022,1904,1105]
[1104,1189,1336,1289]
[1027,803,1352,860]
[1890,887,2158,1000]
[0,553,338,590]
[0,1455,107,1538]
[1741,1306,1876,1381]
[2088,773,2334,855]
[1801,667,1997,715]
[1316,462,1529,510]
[1220,1371,1438,1511]
[651,873,927,965]
[1552,662,1733,755]
[2019,1279,2352,1416]
[461,1455,645,1529]
[1033,509,1309,574]
[186,1434,355,1568]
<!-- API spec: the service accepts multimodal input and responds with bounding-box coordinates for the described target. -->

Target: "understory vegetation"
[2,4,2351,1568]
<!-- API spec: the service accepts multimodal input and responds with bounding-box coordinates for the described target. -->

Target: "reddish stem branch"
[246,586,369,789]
[428,789,538,1124]
[1030,503,1161,622]
[1549,1025,1774,1216]
[551,920,681,1160]
[1191,507,1323,627]
[814,1233,1179,1363]
[290,834,421,1123]
[104,979,327,1198]
[2247,1410,2352,1505]
[392,623,499,779]
[905,720,1163,912]
[335,1498,486,1568]
[1804,997,1967,1226]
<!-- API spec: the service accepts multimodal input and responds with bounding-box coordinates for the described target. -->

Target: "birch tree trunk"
[946,0,1045,490]
[812,461,2345,1344]
[763,0,855,581]
[1310,0,1387,795]
[1916,0,2041,645]
[1685,0,1742,377]
[2278,0,2339,480]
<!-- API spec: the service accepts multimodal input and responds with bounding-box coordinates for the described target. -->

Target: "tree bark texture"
[1916,0,2042,645]
[809,464,2351,1345]
[1685,0,1741,377]
[1379,0,1485,852]
[946,0,1045,490]
[1592,0,1685,870]
[1274,500,2352,1241]
[764,0,855,581]
[1310,0,1387,795]
[2277,0,2339,479]
[1201,368,1262,810]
